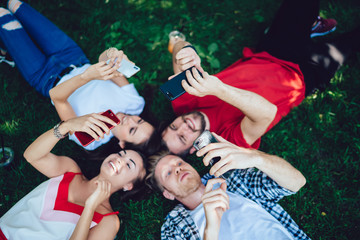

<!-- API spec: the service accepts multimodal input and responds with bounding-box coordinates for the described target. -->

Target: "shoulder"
[97,213,120,234]
[103,213,120,228]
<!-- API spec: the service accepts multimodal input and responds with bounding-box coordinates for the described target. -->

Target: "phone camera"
[166,92,173,99]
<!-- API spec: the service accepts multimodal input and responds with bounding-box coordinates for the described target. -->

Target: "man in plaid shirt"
[146,133,309,239]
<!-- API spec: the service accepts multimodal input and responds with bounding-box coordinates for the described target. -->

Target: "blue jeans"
[0,2,89,97]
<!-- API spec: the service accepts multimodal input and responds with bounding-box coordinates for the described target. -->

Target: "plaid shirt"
[161,168,310,240]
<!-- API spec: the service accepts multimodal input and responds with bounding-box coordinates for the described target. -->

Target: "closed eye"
[179,135,186,145]
[138,119,144,124]
[130,127,138,135]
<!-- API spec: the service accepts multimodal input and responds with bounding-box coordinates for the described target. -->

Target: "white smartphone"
[106,58,140,78]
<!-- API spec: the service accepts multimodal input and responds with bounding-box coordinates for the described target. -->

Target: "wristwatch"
[53,121,69,139]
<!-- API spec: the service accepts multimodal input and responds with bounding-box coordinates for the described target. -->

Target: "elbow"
[49,88,56,101]
[23,148,32,163]
[263,105,277,130]
[293,173,306,192]
[269,104,277,123]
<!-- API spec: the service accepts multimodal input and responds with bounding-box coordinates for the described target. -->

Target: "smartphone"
[193,130,220,166]
[74,109,120,147]
[160,67,203,101]
[106,58,140,78]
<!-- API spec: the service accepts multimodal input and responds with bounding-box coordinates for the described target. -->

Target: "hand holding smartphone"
[193,130,220,166]
[160,67,203,101]
[106,58,140,78]
[193,130,231,179]
[74,110,120,147]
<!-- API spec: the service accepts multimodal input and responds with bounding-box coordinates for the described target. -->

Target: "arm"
[197,133,306,192]
[69,180,119,240]
[202,178,229,240]
[49,61,122,121]
[182,68,277,145]
[23,114,116,178]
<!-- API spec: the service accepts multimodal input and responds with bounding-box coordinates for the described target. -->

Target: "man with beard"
[161,0,359,156]
[146,133,308,239]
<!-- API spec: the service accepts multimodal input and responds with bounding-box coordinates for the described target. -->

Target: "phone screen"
[74,110,120,147]
[159,67,203,101]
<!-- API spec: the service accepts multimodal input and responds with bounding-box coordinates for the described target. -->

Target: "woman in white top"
[0,0,155,153]
[0,114,147,240]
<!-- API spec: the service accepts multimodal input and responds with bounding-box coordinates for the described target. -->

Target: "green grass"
[1,0,360,239]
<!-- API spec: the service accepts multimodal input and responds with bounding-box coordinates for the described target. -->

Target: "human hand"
[81,61,122,81]
[175,46,204,73]
[202,178,229,236]
[181,68,223,97]
[63,113,118,140]
[85,179,112,211]
[196,133,260,177]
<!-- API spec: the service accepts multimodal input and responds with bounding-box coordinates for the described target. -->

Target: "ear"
[189,146,196,154]
[123,182,133,192]
[118,140,126,149]
[163,189,175,200]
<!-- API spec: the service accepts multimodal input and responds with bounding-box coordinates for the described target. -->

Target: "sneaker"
[0,51,15,67]
[311,16,337,38]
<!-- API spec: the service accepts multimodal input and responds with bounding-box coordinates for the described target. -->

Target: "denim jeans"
[0,2,89,97]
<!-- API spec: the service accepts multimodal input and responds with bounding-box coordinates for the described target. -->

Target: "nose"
[178,122,191,134]
[129,116,140,125]
[175,166,182,175]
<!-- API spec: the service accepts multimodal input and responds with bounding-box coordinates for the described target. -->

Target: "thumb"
[220,182,227,192]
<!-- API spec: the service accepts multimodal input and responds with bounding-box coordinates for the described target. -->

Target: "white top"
[190,191,294,240]
[53,64,145,150]
[0,173,102,240]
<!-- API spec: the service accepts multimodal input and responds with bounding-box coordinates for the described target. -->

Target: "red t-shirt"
[171,48,305,149]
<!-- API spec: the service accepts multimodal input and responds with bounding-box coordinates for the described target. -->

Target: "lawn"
[0,0,359,239]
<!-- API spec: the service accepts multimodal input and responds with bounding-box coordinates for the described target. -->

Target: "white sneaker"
[0,55,15,68]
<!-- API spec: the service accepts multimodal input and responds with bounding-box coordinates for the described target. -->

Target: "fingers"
[96,179,112,194]
[196,140,231,158]
[99,111,118,128]
[176,48,199,71]
[96,59,122,79]
[202,179,229,211]
[211,132,227,143]
[204,178,226,193]
[84,116,108,140]
[210,161,232,177]
[186,69,203,89]
[93,179,112,200]
[181,68,207,96]
[79,113,115,140]
[168,74,176,80]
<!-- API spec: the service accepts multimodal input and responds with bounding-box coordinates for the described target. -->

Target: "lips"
[109,160,119,174]
[180,172,189,182]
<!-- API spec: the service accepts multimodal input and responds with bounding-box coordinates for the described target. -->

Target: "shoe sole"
[310,26,336,38]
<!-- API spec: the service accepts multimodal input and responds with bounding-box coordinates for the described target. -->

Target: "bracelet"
[182,45,198,54]
[53,121,68,139]
[106,47,117,58]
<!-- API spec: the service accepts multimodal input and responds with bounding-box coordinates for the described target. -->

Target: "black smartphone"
[193,130,220,166]
[74,109,120,147]
[160,67,203,101]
